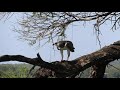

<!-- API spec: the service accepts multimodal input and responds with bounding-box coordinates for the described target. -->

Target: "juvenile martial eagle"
[53,40,75,61]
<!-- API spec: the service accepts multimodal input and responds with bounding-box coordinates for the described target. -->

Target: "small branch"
[27,65,36,77]
[27,53,43,77]
[108,64,120,71]
[37,53,43,61]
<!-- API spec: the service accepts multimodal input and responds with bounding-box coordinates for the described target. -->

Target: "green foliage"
[0,64,36,78]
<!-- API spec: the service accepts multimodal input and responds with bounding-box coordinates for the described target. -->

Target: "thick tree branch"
[0,55,40,65]
[0,40,120,78]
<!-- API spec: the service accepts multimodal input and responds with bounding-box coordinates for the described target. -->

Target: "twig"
[108,64,120,71]
[27,65,36,77]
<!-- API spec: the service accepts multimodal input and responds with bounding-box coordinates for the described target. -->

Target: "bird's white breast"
[56,42,69,50]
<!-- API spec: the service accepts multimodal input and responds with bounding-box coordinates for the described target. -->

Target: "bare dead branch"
[13,12,114,47]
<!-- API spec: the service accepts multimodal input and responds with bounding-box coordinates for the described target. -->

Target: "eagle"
[53,40,75,61]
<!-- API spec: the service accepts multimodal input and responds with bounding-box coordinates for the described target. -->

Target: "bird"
[53,40,75,61]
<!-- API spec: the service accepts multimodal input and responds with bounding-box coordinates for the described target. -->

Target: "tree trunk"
[90,62,108,78]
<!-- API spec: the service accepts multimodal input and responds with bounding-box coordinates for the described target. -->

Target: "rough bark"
[89,62,108,78]
[0,40,120,78]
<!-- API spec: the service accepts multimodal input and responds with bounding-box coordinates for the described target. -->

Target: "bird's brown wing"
[58,41,66,48]
[66,42,75,52]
